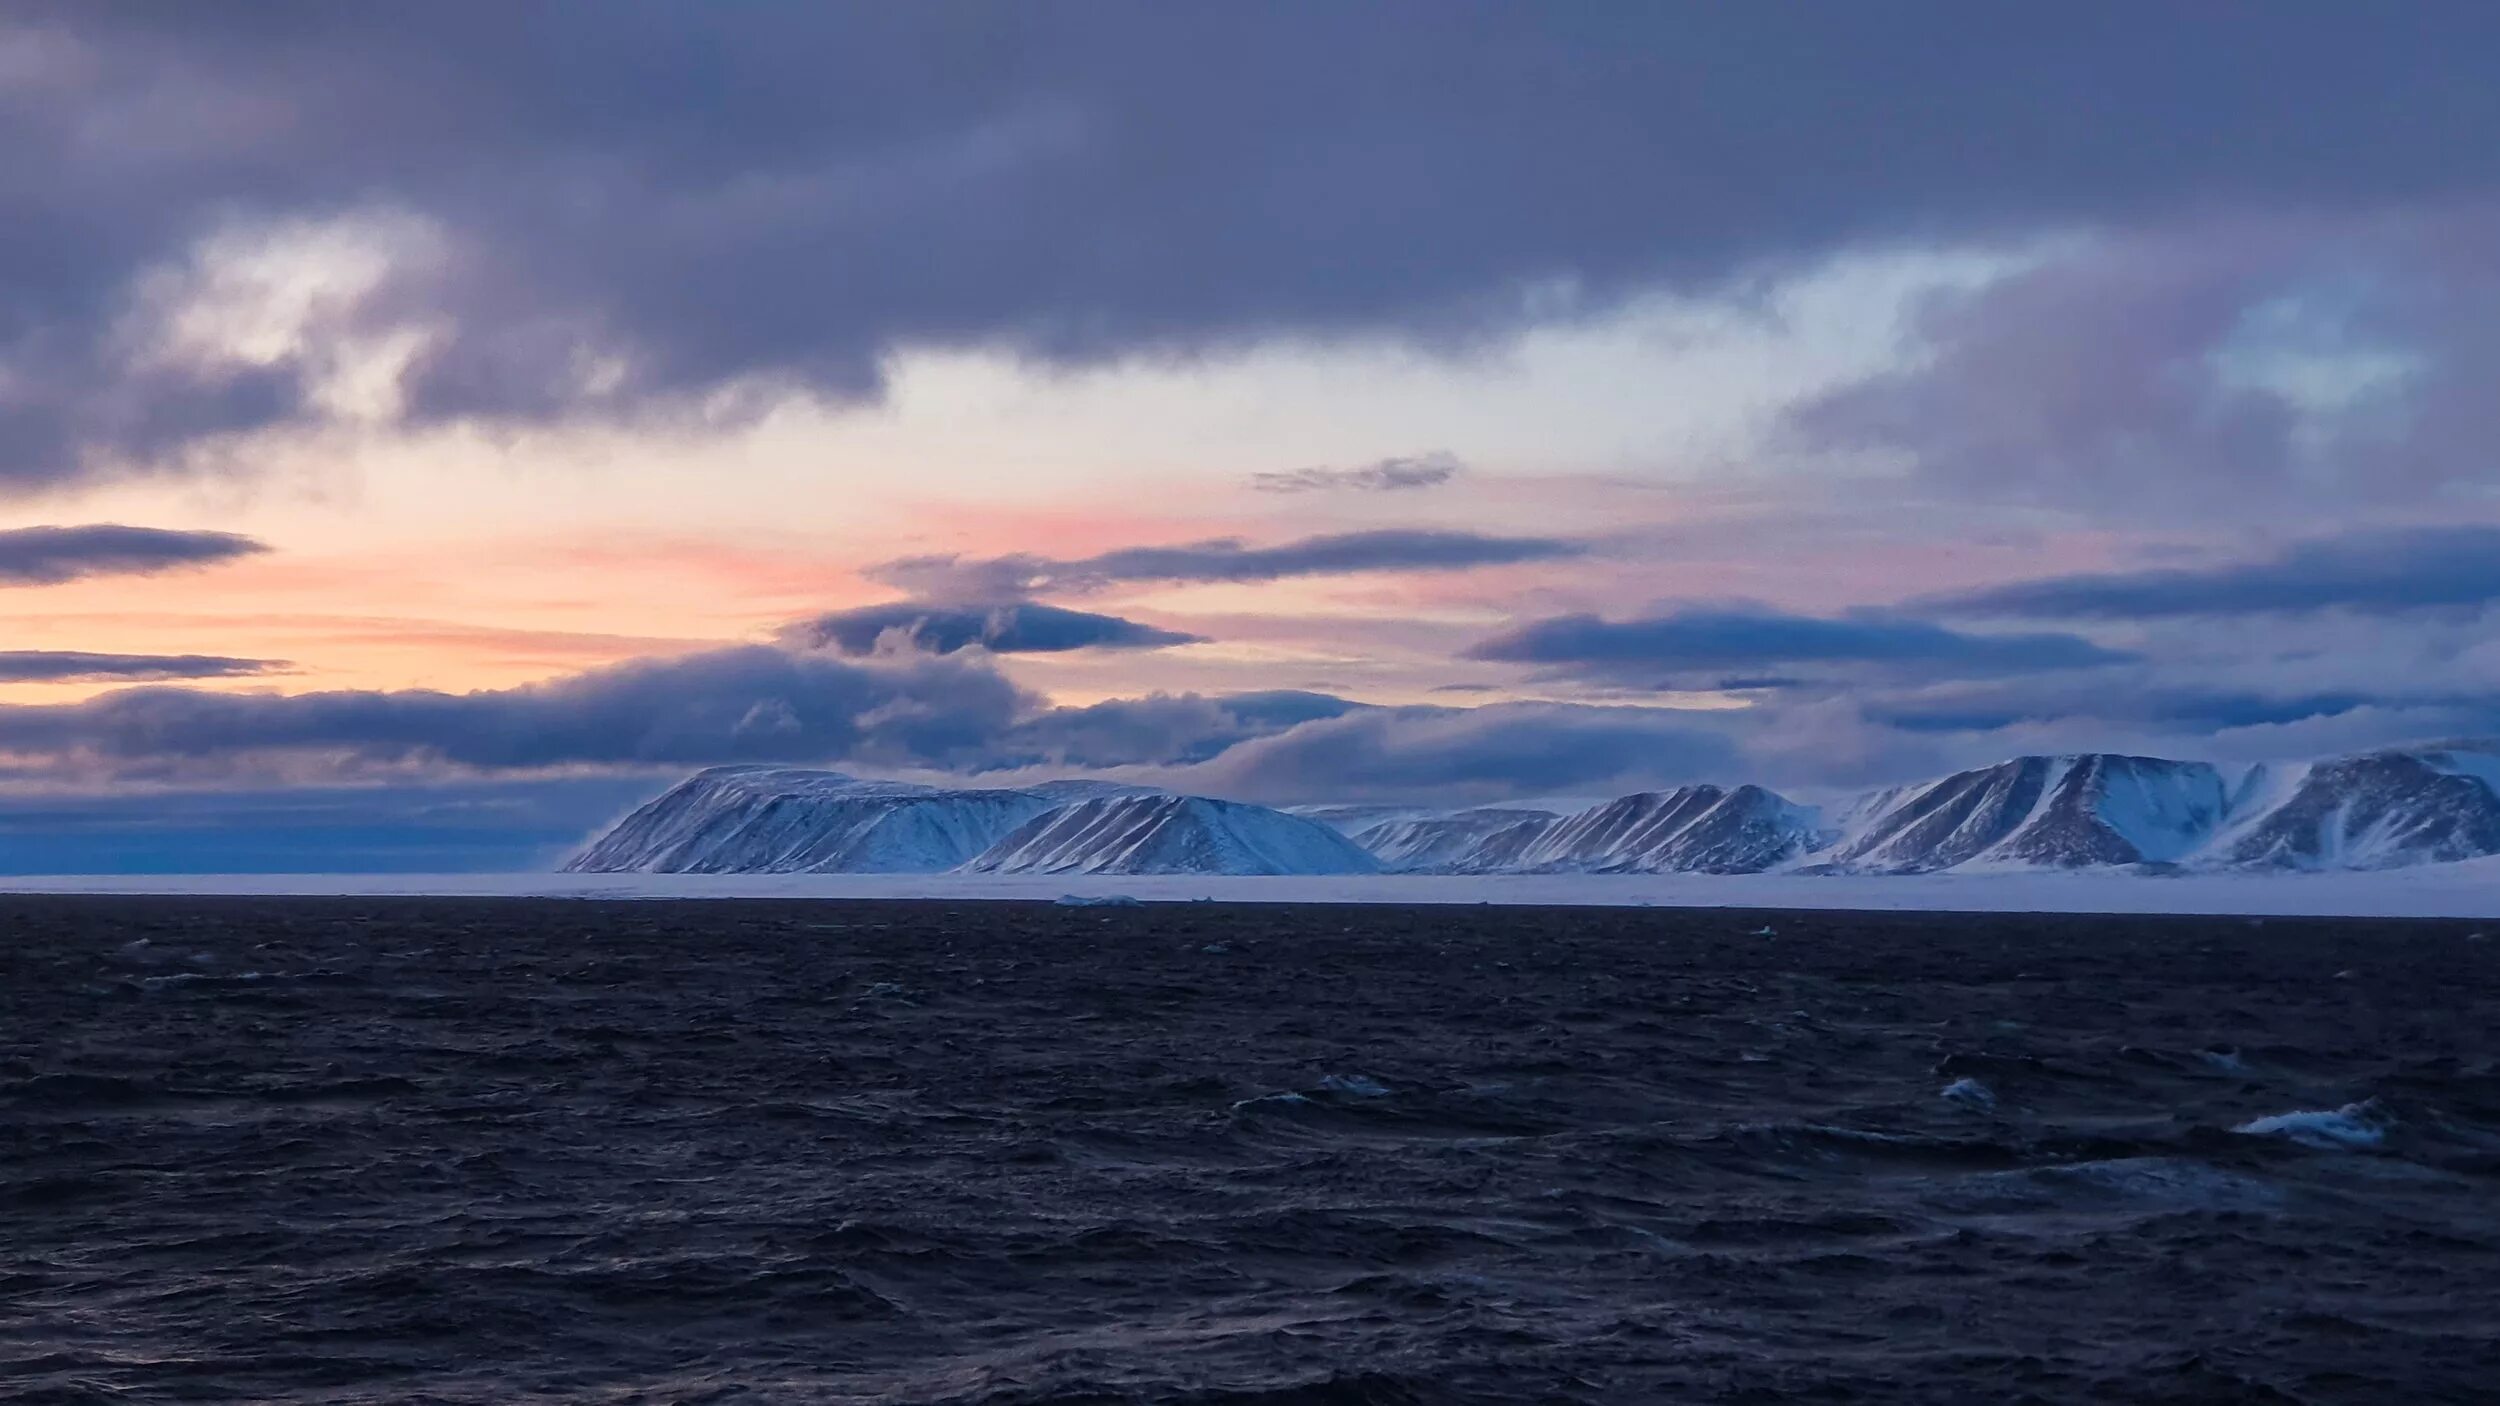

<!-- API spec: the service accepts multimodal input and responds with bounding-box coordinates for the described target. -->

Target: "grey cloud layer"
[1467,608,2129,683]
[785,601,1201,655]
[1929,526,2500,619]
[10,5,2500,482]
[0,645,1371,789]
[0,651,281,682]
[0,645,1028,775]
[1153,702,1744,805]
[872,529,1588,598]
[988,690,1362,771]
[1250,453,1462,495]
[0,525,267,585]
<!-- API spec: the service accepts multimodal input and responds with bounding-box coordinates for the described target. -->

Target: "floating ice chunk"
[1940,1077,1996,1110]
[2234,1100,2393,1150]
[1053,893,1142,907]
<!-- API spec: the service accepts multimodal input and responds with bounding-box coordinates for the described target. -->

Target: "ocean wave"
[2234,1099,2396,1151]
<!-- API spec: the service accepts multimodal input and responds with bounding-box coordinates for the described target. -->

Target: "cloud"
[1927,526,2500,619]
[1866,682,2401,735]
[1249,451,1462,494]
[0,651,282,682]
[784,600,1202,655]
[872,529,1590,598]
[1466,607,2130,683]
[11,7,2500,482]
[0,644,1029,779]
[0,525,268,585]
[0,646,1360,787]
[984,690,1367,770]
[1786,209,2500,515]
[1144,701,1746,805]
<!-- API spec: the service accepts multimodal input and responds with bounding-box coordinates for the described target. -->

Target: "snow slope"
[964,794,1383,876]
[2215,743,2500,870]
[564,766,1062,873]
[1822,755,2233,873]
[1350,808,1557,872]
[1512,785,1823,874]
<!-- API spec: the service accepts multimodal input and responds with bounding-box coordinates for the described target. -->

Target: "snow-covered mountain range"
[566,767,1375,876]
[962,794,1379,876]
[563,767,1147,874]
[567,741,2500,877]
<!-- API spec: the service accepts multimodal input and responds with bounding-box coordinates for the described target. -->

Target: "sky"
[4,3,2500,870]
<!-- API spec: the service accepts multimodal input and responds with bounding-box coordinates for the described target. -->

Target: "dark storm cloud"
[1249,452,1462,495]
[0,525,268,585]
[1927,526,2500,619]
[0,645,1029,775]
[1466,608,2129,682]
[9,4,2500,483]
[0,651,281,682]
[784,600,1202,655]
[872,529,1589,598]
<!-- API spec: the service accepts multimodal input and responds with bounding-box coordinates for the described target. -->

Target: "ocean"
[6,897,2496,1403]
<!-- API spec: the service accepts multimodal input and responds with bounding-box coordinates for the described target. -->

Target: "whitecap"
[1940,1077,1996,1111]
[2234,1100,2393,1150]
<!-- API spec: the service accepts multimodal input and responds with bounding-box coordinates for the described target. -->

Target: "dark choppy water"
[5,897,2498,1404]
